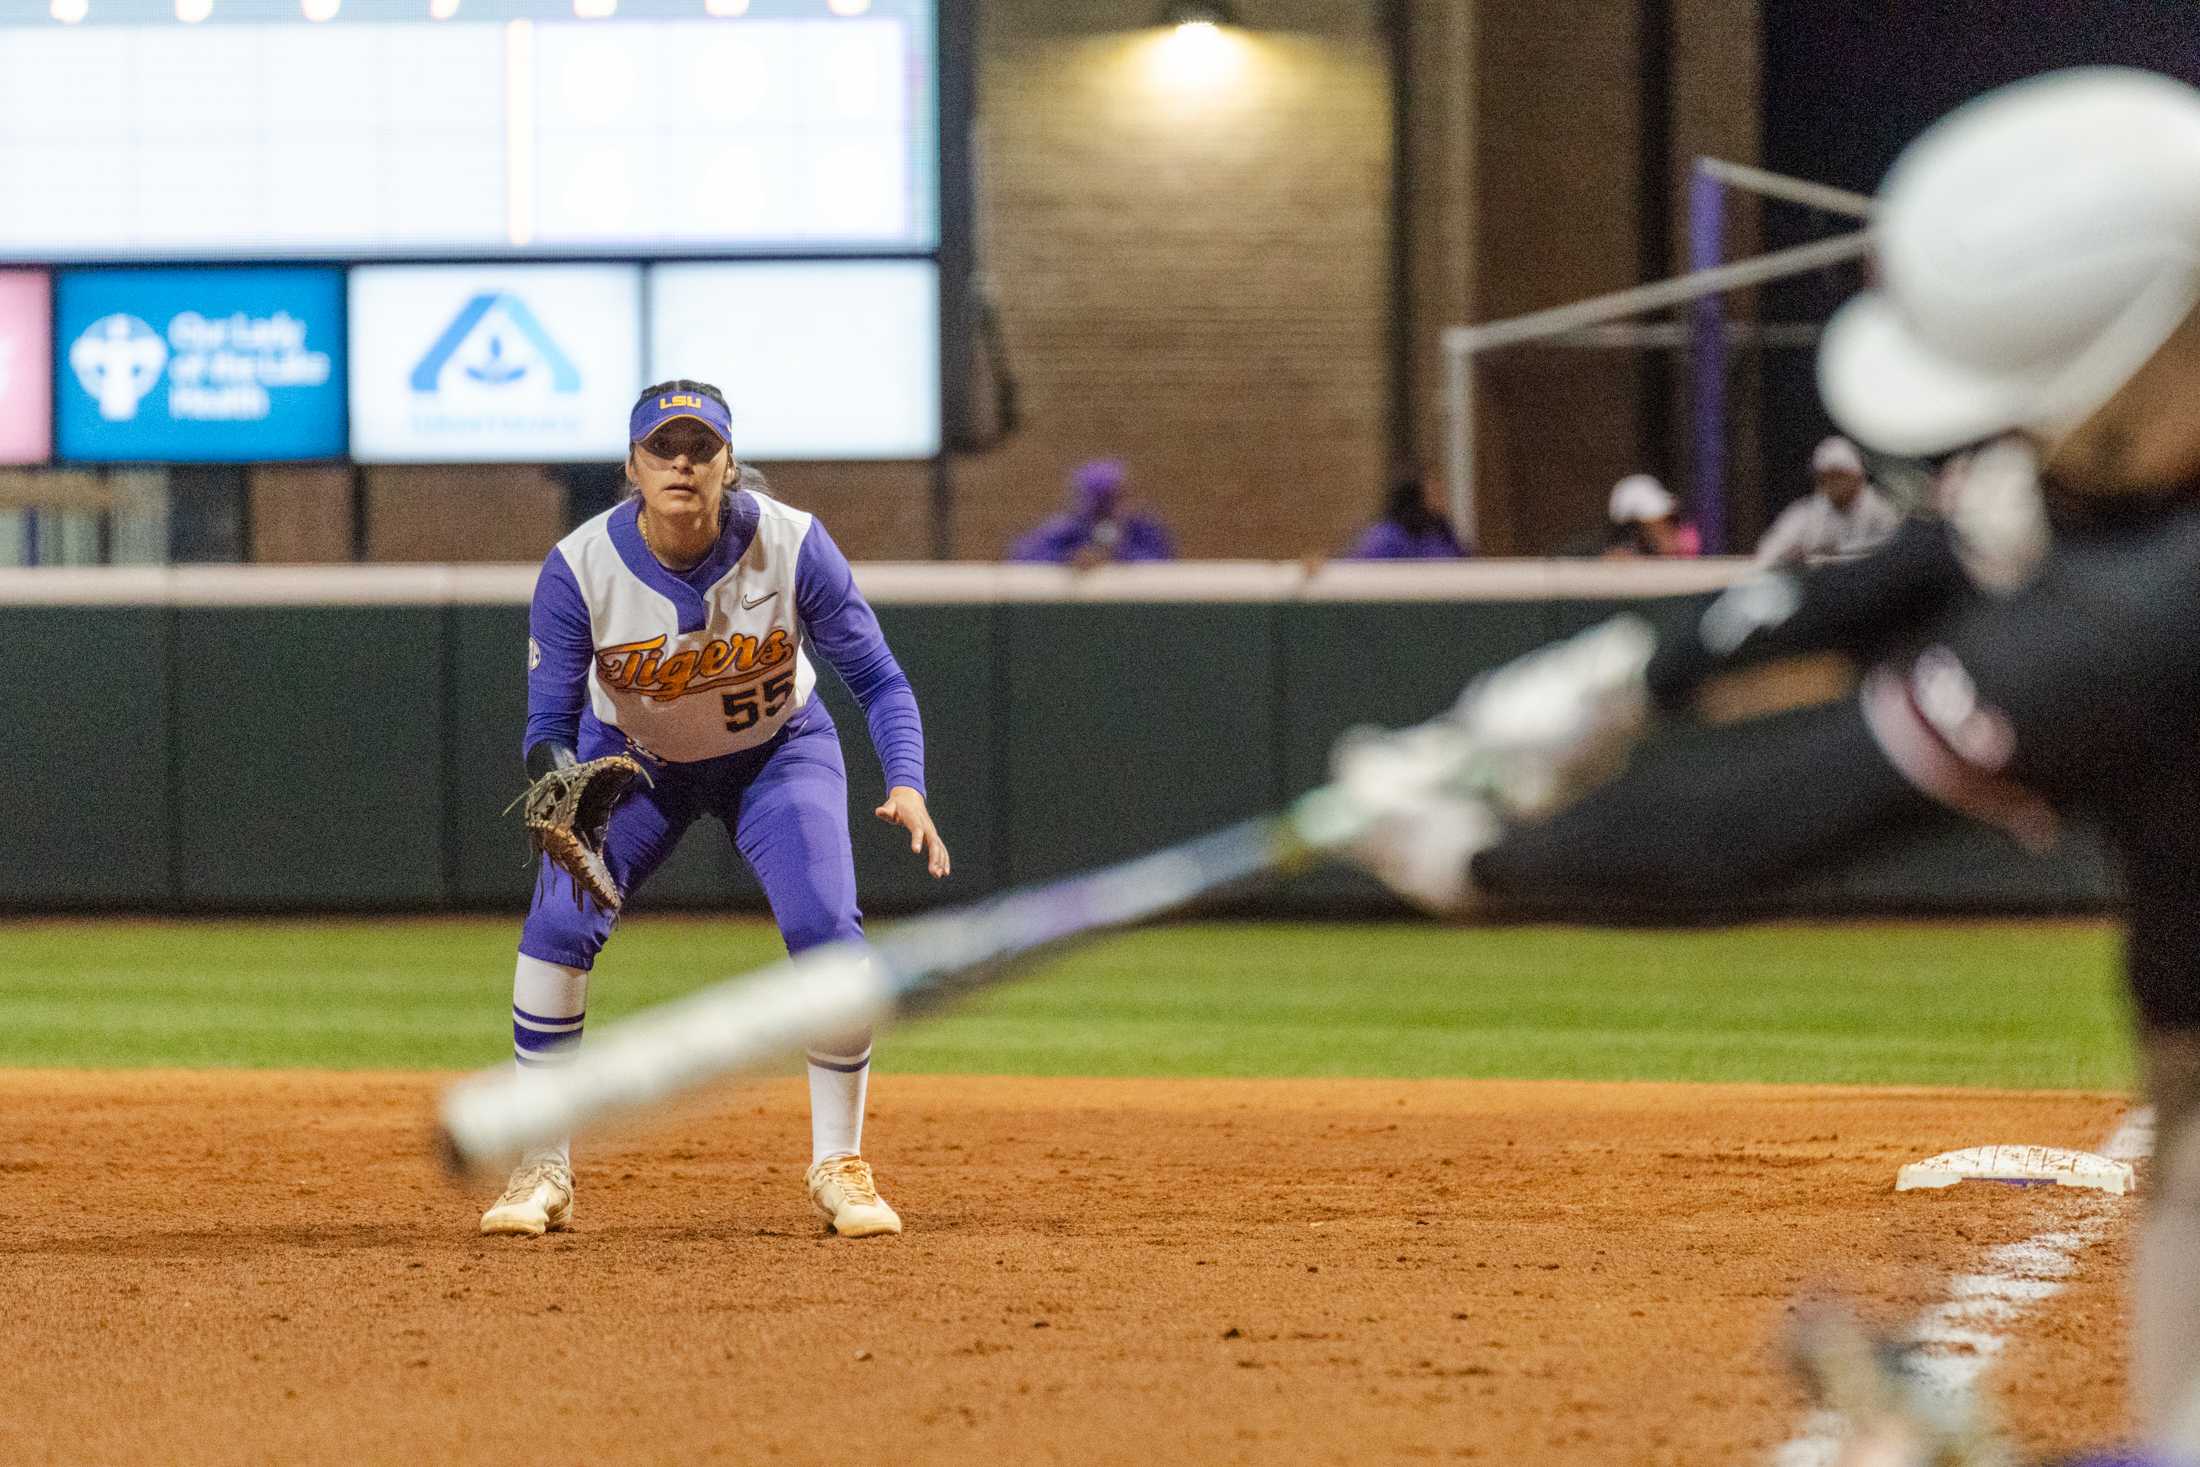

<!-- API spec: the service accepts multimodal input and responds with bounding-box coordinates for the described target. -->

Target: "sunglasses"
[637,419,727,462]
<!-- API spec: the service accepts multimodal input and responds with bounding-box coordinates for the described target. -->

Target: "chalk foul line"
[1771,1109,2152,1467]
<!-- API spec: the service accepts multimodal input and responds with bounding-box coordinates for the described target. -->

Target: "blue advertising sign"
[55,267,346,463]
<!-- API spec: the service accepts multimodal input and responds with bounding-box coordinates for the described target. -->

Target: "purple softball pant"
[518,705,863,970]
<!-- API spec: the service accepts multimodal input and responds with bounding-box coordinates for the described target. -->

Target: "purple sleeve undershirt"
[1116,514,1176,562]
[1346,522,1470,560]
[523,548,593,759]
[1008,513,1176,564]
[1344,522,1410,560]
[1007,514,1083,563]
[797,520,928,797]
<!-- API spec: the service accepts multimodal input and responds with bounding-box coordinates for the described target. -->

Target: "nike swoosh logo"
[742,592,777,610]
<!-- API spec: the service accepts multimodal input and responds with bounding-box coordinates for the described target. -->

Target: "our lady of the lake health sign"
[55,267,346,464]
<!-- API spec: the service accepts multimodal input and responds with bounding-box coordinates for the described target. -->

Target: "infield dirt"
[0,1072,2136,1465]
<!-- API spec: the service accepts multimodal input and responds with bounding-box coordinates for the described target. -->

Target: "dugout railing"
[0,561,2113,917]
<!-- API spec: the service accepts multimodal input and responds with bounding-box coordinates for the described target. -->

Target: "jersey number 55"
[722,673,796,733]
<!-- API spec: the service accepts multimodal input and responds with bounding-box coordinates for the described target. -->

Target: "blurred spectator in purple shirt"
[1008,459,1176,566]
[1342,469,1468,560]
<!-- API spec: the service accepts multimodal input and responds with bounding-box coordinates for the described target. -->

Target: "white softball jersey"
[548,491,820,763]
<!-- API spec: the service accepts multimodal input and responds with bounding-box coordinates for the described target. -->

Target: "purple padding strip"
[1688,163,1730,555]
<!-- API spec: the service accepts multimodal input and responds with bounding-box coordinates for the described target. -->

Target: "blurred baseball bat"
[437,616,1650,1174]
[1786,1303,2013,1467]
[438,777,1404,1173]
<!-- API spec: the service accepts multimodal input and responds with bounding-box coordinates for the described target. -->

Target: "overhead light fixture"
[704,0,749,13]
[573,0,615,14]
[826,0,871,14]
[429,0,459,17]
[300,0,339,19]
[50,0,88,21]
[1149,0,1246,89]
[176,0,211,20]
[1158,0,1239,26]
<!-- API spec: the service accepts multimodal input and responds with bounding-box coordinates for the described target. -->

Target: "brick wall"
[935,0,1756,562]
[249,467,349,563]
[361,466,567,564]
[945,1,1395,561]
[1467,1,1648,555]
[1404,0,1760,557]
[411,2,1758,564]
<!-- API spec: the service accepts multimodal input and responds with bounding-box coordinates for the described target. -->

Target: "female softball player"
[480,378,949,1240]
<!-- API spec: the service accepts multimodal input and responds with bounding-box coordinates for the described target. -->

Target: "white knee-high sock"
[806,1033,872,1165]
[512,954,588,1167]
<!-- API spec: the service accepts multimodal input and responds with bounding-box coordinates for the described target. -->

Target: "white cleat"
[807,1155,902,1238]
[480,1153,573,1237]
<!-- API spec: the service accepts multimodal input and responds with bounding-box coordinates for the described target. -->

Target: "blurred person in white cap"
[1599,473,1699,558]
[1329,66,2200,1460]
[1754,435,1902,568]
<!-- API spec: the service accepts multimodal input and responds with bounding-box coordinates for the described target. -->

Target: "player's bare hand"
[875,786,951,878]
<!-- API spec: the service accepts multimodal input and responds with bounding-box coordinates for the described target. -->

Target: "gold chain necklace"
[638,506,705,571]
[639,492,733,571]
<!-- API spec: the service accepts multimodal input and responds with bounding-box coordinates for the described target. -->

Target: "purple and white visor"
[629,389,732,446]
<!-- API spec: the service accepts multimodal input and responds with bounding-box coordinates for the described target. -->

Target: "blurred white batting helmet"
[1819,67,2200,456]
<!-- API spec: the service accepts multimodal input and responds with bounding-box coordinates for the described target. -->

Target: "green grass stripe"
[0,917,2134,1088]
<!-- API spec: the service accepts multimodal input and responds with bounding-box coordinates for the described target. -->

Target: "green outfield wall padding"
[445,605,535,908]
[1836,808,2117,911]
[0,607,171,905]
[1542,594,1697,644]
[170,607,448,908]
[1273,598,1554,907]
[813,603,998,912]
[0,595,2123,917]
[998,603,1280,885]
[625,818,754,914]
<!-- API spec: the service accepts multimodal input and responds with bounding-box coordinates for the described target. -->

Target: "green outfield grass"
[0,916,2135,1088]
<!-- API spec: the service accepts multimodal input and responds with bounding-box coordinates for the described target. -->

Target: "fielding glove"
[508,753,650,913]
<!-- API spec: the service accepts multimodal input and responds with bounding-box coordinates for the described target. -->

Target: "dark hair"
[1382,469,1446,539]
[634,378,729,414]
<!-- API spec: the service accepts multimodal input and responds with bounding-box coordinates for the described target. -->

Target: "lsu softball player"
[480,378,950,1239]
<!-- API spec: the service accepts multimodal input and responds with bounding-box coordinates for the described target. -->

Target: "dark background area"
[1757,0,2200,506]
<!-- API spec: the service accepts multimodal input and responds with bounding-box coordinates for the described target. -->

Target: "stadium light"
[1158,0,1240,26]
[430,0,459,17]
[300,0,339,19]
[49,0,88,21]
[1148,0,1248,89]
[704,0,749,13]
[176,0,211,20]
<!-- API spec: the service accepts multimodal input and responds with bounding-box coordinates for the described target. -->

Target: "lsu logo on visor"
[660,394,701,409]
[597,629,793,702]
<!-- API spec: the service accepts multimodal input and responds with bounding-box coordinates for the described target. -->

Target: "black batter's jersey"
[1660,500,2200,1024]
[1902,506,2200,1025]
